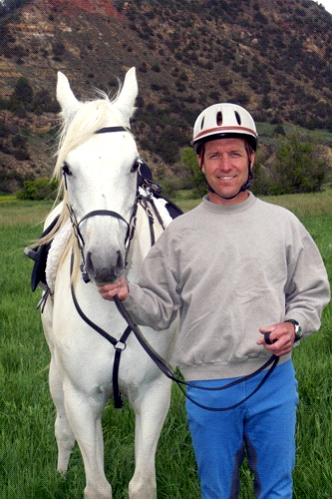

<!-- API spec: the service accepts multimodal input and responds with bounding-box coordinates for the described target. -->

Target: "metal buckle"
[115,340,126,351]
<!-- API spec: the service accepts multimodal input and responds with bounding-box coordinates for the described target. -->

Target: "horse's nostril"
[116,250,124,270]
[85,251,94,274]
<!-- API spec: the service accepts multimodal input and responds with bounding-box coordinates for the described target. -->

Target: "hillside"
[0,0,331,192]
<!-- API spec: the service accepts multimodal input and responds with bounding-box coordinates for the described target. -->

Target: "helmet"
[192,103,258,153]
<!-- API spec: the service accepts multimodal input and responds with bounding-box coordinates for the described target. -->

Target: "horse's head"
[55,68,140,284]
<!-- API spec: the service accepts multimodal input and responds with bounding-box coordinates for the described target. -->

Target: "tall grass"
[0,191,331,499]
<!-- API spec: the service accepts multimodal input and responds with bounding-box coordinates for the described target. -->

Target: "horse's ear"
[56,72,80,121]
[115,67,138,127]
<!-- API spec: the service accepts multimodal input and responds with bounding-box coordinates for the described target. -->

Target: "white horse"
[39,67,178,499]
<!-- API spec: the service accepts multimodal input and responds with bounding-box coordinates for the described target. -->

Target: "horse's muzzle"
[85,250,125,284]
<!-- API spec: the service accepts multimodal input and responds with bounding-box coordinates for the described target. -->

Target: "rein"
[114,296,278,411]
[65,125,278,411]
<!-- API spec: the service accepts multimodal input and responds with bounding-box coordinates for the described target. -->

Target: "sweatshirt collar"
[201,191,257,214]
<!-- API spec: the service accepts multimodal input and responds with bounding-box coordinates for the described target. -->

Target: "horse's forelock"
[54,91,127,176]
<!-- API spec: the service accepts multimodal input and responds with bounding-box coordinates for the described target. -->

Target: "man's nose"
[218,154,231,170]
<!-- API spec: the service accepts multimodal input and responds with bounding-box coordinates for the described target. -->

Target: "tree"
[9,76,33,110]
[179,147,206,196]
[273,132,328,194]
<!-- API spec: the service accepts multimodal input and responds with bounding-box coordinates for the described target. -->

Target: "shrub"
[0,121,11,138]
[274,124,285,135]
[16,177,59,200]
[32,89,60,114]
[251,146,273,196]
[52,41,65,57]
[8,77,33,110]
[272,132,328,194]
[178,147,207,196]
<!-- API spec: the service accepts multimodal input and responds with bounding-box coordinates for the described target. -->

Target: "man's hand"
[257,322,296,357]
[98,275,129,301]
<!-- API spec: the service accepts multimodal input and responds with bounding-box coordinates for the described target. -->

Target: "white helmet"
[192,103,258,153]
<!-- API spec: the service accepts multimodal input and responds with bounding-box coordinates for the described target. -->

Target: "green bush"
[178,147,207,196]
[8,77,33,110]
[272,132,328,194]
[16,177,59,200]
[251,146,273,196]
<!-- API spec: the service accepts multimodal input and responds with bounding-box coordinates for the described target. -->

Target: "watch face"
[295,324,303,340]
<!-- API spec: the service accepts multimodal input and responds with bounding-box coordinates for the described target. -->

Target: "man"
[98,103,330,499]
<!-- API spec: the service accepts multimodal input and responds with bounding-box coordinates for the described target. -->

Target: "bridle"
[62,125,142,282]
[64,125,278,411]
[63,125,165,408]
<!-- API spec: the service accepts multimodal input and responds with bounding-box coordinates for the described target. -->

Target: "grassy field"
[0,190,331,499]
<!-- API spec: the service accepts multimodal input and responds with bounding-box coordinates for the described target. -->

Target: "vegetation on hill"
[0,0,331,193]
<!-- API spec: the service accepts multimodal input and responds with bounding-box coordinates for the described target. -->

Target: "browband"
[95,126,128,134]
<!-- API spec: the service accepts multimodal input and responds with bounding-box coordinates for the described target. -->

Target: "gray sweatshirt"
[125,193,330,381]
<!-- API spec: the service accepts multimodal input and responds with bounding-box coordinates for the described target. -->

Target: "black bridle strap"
[70,253,118,346]
[180,355,278,411]
[70,252,131,408]
[112,325,132,409]
[113,296,279,411]
[139,197,155,246]
[95,126,128,134]
[79,210,129,228]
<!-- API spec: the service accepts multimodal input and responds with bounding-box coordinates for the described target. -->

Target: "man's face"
[199,137,255,205]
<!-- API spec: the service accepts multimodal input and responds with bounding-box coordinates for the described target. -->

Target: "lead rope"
[113,296,279,411]
[70,251,132,408]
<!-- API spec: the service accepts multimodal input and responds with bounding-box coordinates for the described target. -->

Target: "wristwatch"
[285,319,303,342]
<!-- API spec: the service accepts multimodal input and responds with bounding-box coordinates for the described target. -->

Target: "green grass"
[0,191,331,498]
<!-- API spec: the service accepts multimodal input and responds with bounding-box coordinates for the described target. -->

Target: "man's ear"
[249,152,255,169]
[197,154,203,170]
[197,146,205,171]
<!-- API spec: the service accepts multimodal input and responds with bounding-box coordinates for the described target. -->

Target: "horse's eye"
[131,159,141,173]
[62,163,72,176]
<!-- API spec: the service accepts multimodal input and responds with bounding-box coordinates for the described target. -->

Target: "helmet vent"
[216,111,223,126]
[201,117,205,129]
[234,111,241,125]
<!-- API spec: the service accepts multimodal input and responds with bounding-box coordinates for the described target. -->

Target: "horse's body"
[40,68,177,499]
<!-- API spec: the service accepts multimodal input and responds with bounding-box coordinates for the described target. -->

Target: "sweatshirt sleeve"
[123,230,181,330]
[284,223,330,337]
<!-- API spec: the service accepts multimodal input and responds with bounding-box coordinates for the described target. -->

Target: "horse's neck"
[126,202,165,282]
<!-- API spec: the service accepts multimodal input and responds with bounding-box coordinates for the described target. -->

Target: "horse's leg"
[129,377,172,499]
[49,358,76,473]
[63,380,112,499]
[41,300,76,473]
[42,298,75,474]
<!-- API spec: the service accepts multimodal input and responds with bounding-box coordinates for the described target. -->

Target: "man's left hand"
[257,322,296,356]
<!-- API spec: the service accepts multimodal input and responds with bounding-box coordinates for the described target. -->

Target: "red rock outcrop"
[42,0,122,18]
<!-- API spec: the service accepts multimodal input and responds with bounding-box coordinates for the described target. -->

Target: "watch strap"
[285,319,302,342]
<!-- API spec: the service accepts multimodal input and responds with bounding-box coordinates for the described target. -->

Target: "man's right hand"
[98,275,129,301]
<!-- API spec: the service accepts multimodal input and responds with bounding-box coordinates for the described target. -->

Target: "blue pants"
[186,360,298,499]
